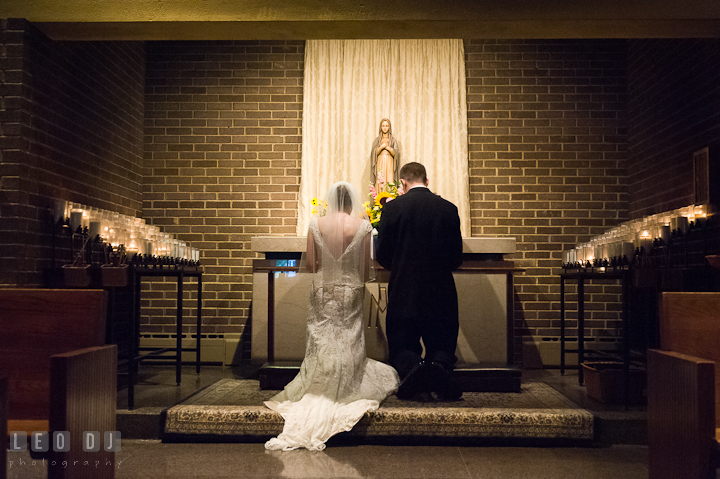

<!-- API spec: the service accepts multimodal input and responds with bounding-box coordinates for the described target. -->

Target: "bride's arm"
[362,232,371,282]
[306,229,319,273]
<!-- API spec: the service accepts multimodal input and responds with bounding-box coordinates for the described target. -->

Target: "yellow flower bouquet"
[364,172,404,228]
[310,197,328,217]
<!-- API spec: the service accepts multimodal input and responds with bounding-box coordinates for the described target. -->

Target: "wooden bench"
[0,289,116,479]
[1,374,6,479]
[648,292,720,479]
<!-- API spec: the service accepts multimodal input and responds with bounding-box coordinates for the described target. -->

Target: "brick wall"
[142,41,303,336]
[464,40,629,361]
[0,19,145,286]
[627,39,720,218]
[0,19,27,286]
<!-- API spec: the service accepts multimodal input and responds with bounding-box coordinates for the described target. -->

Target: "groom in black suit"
[376,162,464,400]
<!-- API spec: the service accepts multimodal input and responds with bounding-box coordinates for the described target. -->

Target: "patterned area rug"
[164,379,593,440]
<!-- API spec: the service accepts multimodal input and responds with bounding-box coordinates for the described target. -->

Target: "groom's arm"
[440,206,463,271]
[448,211,463,271]
[362,232,374,282]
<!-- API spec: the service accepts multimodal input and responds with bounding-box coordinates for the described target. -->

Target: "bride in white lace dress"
[264,181,399,451]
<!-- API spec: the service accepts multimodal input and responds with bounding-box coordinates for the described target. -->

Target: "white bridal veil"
[302,181,374,283]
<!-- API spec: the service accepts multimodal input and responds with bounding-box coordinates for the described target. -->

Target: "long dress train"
[264,217,399,451]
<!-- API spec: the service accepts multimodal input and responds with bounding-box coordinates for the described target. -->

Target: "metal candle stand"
[48,210,204,410]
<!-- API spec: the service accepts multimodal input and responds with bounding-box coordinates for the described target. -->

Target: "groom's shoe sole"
[396,362,432,400]
[428,362,463,401]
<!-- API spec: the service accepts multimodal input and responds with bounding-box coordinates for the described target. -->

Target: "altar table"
[251,237,521,392]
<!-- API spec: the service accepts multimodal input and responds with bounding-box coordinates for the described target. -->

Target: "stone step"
[259,361,522,392]
[162,379,594,444]
[454,362,522,393]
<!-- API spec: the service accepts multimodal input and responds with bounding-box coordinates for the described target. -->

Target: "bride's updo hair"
[335,183,353,214]
[324,181,365,221]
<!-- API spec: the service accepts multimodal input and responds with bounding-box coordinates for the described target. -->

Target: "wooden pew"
[648,292,720,479]
[48,346,117,479]
[648,349,716,479]
[1,375,6,479]
[0,289,116,479]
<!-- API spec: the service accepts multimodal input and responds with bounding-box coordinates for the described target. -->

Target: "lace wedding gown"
[264,217,399,451]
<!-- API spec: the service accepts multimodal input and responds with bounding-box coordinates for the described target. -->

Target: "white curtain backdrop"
[297,39,470,237]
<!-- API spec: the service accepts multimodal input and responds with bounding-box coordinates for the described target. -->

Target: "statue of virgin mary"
[370,118,401,192]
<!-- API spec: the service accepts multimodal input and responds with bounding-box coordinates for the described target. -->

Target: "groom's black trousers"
[385,276,460,379]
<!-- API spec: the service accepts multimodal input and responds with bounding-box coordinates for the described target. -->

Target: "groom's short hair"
[400,162,427,184]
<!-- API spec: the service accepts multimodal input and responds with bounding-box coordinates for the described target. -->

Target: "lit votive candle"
[622,241,635,258]
[638,230,652,251]
[54,200,67,223]
[126,246,139,260]
[676,216,689,233]
[660,225,671,243]
[89,221,101,238]
[70,211,83,232]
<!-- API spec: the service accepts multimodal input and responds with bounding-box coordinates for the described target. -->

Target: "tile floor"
[7,440,650,478]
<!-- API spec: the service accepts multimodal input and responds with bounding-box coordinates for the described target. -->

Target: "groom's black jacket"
[375,186,463,368]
